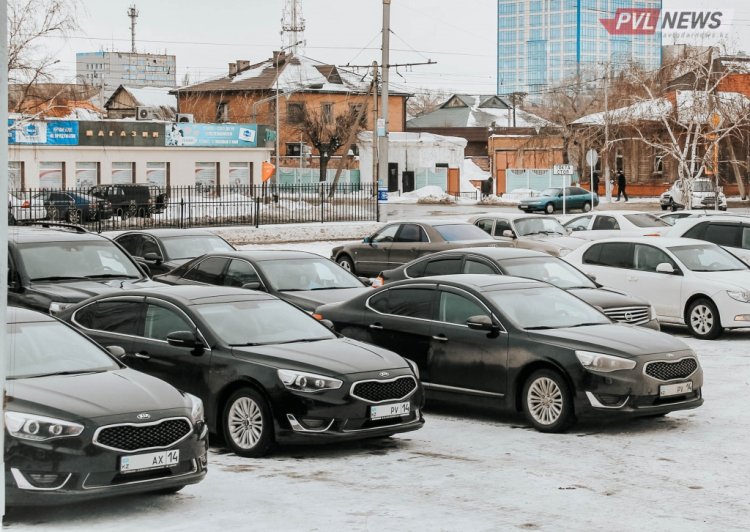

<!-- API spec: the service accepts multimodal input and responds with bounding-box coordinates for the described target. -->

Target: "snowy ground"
[5,240,750,531]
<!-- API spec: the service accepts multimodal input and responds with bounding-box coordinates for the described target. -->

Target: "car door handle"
[432,335,448,342]
[369,323,384,330]
[134,352,151,360]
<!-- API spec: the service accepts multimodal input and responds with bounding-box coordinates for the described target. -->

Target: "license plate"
[120,449,180,474]
[370,401,410,420]
[659,381,693,397]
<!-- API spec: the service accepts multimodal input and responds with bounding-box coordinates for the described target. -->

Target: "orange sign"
[262,161,276,182]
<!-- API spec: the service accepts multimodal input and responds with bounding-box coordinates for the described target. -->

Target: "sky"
[37,0,750,97]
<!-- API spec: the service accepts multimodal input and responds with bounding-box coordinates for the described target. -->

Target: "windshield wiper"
[309,286,357,291]
[567,322,607,328]
[524,325,558,330]
[273,337,330,344]
[85,274,140,279]
[31,276,87,282]
[27,369,106,378]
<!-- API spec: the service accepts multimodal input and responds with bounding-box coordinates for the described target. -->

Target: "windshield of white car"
[194,299,336,346]
[485,286,609,330]
[668,244,748,272]
[161,235,234,260]
[515,217,566,237]
[256,258,363,291]
[433,224,495,242]
[498,257,596,289]
[19,241,143,281]
[623,213,669,227]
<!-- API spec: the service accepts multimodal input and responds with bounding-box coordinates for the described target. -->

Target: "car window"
[703,224,741,247]
[541,188,561,196]
[183,257,229,284]
[396,224,427,243]
[116,234,141,255]
[438,291,489,325]
[160,235,234,260]
[592,215,620,230]
[582,242,634,269]
[565,216,591,231]
[404,258,428,278]
[668,244,747,272]
[74,300,143,336]
[633,244,677,273]
[18,240,143,280]
[144,304,193,341]
[255,258,362,290]
[422,258,462,276]
[515,217,565,237]
[368,287,434,319]
[498,256,595,289]
[432,224,494,242]
[493,219,513,237]
[372,225,399,243]
[224,259,261,288]
[141,236,161,257]
[623,213,669,227]
[743,227,750,250]
[683,222,707,239]
[464,259,497,275]
[475,219,494,234]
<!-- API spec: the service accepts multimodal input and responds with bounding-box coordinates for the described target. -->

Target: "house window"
[321,103,333,124]
[229,162,252,188]
[654,155,663,175]
[112,162,135,184]
[39,162,64,189]
[8,161,24,190]
[75,162,99,188]
[195,162,218,192]
[349,144,359,157]
[216,101,229,122]
[286,143,303,156]
[146,162,168,187]
[287,102,305,124]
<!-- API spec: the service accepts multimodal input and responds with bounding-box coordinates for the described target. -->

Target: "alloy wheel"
[690,304,714,336]
[527,377,563,426]
[227,396,264,450]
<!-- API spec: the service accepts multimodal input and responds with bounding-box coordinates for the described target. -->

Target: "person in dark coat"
[592,172,600,195]
[486,176,494,197]
[615,170,628,202]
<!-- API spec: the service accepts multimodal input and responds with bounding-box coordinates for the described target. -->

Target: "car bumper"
[5,423,208,506]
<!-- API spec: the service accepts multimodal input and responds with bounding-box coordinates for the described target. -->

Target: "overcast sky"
[40,0,750,96]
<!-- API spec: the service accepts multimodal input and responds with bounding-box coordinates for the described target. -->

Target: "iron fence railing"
[8,183,379,232]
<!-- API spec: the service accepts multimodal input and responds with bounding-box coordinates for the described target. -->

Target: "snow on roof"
[408,95,550,129]
[358,131,468,147]
[123,86,177,109]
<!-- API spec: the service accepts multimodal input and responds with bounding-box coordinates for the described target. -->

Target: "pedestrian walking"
[615,170,628,202]
[592,171,600,195]
[480,179,488,198]
[487,176,494,197]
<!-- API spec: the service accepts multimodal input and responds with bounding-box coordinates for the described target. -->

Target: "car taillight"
[21,200,30,209]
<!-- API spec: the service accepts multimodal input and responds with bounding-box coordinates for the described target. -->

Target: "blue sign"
[377,185,388,203]
[165,123,260,147]
[8,120,79,145]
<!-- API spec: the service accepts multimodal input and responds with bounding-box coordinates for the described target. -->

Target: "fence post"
[254,196,260,228]
[179,198,185,229]
[320,183,325,223]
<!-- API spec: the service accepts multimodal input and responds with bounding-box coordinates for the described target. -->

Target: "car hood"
[690,269,750,290]
[28,278,164,304]
[528,323,688,358]
[280,287,370,312]
[568,287,649,309]
[6,369,187,421]
[233,337,408,375]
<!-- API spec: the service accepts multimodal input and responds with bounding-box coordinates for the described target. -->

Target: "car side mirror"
[466,315,496,331]
[241,281,262,290]
[106,345,126,359]
[166,330,203,355]
[502,229,516,238]
[143,252,163,264]
[655,262,676,274]
[362,236,372,244]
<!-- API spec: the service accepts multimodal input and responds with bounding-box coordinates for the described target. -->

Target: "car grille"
[351,376,417,403]
[603,306,651,325]
[645,358,698,381]
[701,196,717,205]
[94,418,192,452]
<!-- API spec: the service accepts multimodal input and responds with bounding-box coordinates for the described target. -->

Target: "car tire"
[544,203,555,215]
[660,204,668,211]
[337,254,355,273]
[670,202,678,212]
[222,387,274,457]
[522,369,574,433]
[582,201,591,213]
[686,298,723,340]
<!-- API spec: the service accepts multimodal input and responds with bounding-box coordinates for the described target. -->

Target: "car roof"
[383,219,475,227]
[107,228,223,238]
[425,247,549,260]
[85,285,276,306]
[177,250,322,261]
[468,213,554,222]
[594,210,655,216]
[6,306,57,324]
[577,236,712,247]
[392,274,545,291]
[9,226,108,243]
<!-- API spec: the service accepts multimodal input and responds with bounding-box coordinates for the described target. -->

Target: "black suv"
[7,223,164,314]
[88,184,168,218]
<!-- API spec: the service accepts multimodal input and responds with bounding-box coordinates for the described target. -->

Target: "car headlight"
[404,358,420,378]
[5,412,84,441]
[185,393,204,423]
[277,369,343,392]
[575,350,636,373]
[727,290,750,303]
[49,301,72,315]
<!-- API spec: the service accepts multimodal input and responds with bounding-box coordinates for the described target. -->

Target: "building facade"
[497,0,662,97]
[76,52,177,99]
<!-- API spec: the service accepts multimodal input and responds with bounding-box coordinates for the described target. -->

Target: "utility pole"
[372,61,379,195]
[603,60,612,202]
[1,0,9,519]
[127,4,139,53]
[378,0,391,197]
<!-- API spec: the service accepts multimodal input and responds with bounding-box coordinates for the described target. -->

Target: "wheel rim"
[339,259,352,271]
[690,304,714,335]
[546,204,553,213]
[583,203,591,212]
[227,397,263,450]
[527,377,563,425]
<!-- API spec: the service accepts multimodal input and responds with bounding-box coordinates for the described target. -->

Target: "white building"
[77,51,177,99]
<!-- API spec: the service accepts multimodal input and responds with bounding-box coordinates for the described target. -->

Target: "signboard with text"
[166,123,259,148]
[78,121,164,147]
[8,120,79,145]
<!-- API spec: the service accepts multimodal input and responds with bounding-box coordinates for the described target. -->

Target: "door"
[388,163,399,192]
[579,242,634,291]
[180,256,231,285]
[355,224,400,275]
[428,288,508,395]
[629,244,682,318]
[70,298,142,360]
[388,224,430,267]
[402,171,415,193]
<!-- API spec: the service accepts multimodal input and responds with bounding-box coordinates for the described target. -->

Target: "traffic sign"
[553,164,574,175]
[586,149,599,167]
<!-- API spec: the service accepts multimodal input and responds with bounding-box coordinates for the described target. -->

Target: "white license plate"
[659,381,693,397]
[370,401,410,420]
[120,449,180,474]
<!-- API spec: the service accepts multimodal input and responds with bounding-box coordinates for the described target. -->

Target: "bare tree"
[406,88,448,118]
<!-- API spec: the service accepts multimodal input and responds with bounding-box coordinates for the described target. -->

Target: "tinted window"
[369,287,434,319]
[423,258,462,276]
[582,243,634,268]
[404,258,428,278]
[743,227,750,250]
[683,222,707,239]
[464,259,497,275]
[224,259,261,288]
[623,213,669,227]
[438,291,488,325]
[160,235,234,260]
[396,224,426,243]
[633,244,677,273]
[256,258,362,290]
[498,256,595,289]
[144,304,193,341]
[141,236,161,257]
[704,224,741,247]
[541,188,562,196]
[18,240,143,280]
[493,219,513,236]
[116,234,141,255]
[475,219,494,234]
[432,224,494,242]
[592,215,620,230]
[183,257,229,284]
[372,225,399,243]
[75,300,142,336]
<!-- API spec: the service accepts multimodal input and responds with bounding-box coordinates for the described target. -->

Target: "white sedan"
[563,210,671,240]
[666,215,750,265]
[564,237,750,339]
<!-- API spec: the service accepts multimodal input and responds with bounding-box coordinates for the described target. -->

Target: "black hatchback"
[4,307,207,506]
[58,286,424,457]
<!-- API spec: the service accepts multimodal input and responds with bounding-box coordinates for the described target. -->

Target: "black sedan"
[4,307,207,506]
[378,247,659,329]
[315,275,703,432]
[111,229,235,276]
[154,250,370,312]
[58,286,424,457]
[331,220,502,276]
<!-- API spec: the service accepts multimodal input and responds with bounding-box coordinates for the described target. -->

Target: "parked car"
[518,186,599,214]
[38,190,113,222]
[331,221,500,276]
[563,210,671,240]
[378,247,659,329]
[666,216,750,265]
[660,178,727,211]
[88,184,167,218]
[111,229,235,276]
[4,306,207,506]
[470,213,587,257]
[154,250,370,312]
[8,192,48,223]
[315,275,702,432]
[7,224,162,315]
[59,286,425,457]
[564,237,750,339]
[656,209,739,226]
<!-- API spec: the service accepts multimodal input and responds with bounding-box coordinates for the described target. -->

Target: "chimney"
[228,62,237,76]
[236,60,251,72]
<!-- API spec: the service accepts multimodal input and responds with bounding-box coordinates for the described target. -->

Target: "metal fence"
[8,183,379,232]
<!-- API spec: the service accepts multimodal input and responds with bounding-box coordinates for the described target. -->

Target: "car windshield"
[18,240,143,281]
[498,257,596,289]
[623,213,669,227]
[514,217,566,237]
[485,286,609,330]
[433,224,494,242]
[540,188,561,197]
[6,320,119,379]
[161,235,234,260]
[194,299,337,346]
[668,244,748,272]
[693,181,715,192]
[255,258,363,291]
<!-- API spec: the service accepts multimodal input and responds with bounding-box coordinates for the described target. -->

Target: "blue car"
[518,186,599,215]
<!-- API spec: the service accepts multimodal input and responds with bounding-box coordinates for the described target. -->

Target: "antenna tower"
[127,4,139,53]
[281,0,305,54]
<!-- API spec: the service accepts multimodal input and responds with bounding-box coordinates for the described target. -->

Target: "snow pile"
[395,186,457,205]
